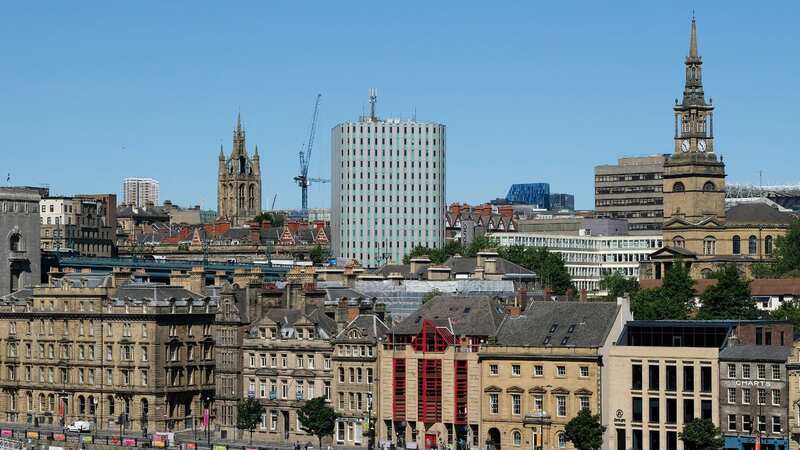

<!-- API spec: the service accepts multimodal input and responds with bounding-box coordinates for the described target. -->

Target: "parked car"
[64,420,93,433]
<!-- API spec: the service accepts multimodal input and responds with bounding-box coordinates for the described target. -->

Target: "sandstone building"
[0,270,216,433]
[0,188,41,294]
[218,114,262,226]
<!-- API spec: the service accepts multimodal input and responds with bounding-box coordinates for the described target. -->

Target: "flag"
[755,434,761,450]
[203,408,209,428]
[5,173,9,182]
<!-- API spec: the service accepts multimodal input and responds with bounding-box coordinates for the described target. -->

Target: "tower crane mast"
[294,94,328,212]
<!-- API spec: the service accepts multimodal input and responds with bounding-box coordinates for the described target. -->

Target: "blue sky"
[1,2,798,210]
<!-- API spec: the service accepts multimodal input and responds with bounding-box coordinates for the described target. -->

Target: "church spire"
[688,14,698,60]
[219,144,225,160]
[232,113,247,156]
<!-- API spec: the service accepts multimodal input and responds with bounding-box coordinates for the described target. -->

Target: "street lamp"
[204,396,211,447]
[367,392,374,450]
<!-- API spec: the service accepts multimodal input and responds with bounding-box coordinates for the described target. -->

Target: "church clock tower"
[663,17,726,226]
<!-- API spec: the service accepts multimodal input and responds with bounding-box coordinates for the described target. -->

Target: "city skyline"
[2,2,799,211]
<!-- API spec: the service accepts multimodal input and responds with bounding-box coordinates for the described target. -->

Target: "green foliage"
[253,212,285,227]
[599,271,639,299]
[297,396,337,450]
[309,245,327,265]
[679,418,724,450]
[236,397,266,443]
[463,235,497,257]
[771,220,800,276]
[631,262,693,320]
[403,237,497,265]
[770,299,800,330]
[697,265,760,320]
[498,246,575,295]
[564,408,606,450]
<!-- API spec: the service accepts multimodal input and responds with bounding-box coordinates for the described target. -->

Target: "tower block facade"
[217,114,262,225]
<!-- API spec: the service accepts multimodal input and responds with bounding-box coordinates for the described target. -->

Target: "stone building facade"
[331,304,389,448]
[40,196,115,257]
[0,270,216,433]
[218,114,262,226]
[641,18,794,281]
[0,187,41,295]
[594,155,666,235]
[241,307,335,442]
[478,301,630,450]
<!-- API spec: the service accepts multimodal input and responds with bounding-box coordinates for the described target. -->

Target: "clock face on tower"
[698,139,706,152]
[681,139,690,152]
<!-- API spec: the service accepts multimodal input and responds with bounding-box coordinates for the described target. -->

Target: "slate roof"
[751,278,800,296]
[325,287,370,304]
[260,306,337,336]
[495,302,621,347]
[719,344,791,362]
[336,314,390,340]
[391,295,506,337]
[112,283,209,305]
[726,203,795,226]
[443,256,534,276]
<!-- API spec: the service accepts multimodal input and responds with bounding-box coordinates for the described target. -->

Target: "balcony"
[523,411,552,426]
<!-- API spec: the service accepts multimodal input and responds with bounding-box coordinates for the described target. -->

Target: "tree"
[630,262,694,320]
[599,271,639,299]
[770,219,800,276]
[297,396,337,450]
[309,245,327,265]
[253,212,285,227]
[237,397,265,443]
[771,299,800,330]
[697,265,760,320]
[679,418,724,450]
[563,408,605,450]
[500,246,574,295]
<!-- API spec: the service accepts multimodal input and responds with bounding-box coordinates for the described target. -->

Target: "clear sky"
[1,1,798,211]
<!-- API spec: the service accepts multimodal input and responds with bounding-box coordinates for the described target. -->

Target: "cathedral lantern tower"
[217,114,262,225]
[663,17,726,226]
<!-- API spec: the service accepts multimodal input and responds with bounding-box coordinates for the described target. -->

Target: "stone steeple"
[673,16,714,154]
[217,113,262,225]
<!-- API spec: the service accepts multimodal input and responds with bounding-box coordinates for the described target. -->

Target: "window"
[632,397,643,422]
[700,366,712,392]
[683,399,694,423]
[666,365,676,391]
[649,431,659,450]
[666,398,677,424]
[533,394,543,413]
[773,416,782,433]
[772,364,781,380]
[758,389,767,405]
[512,431,521,447]
[673,182,685,192]
[580,366,589,377]
[673,236,685,248]
[772,389,781,406]
[732,236,741,255]
[758,363,766,379]
[728,387,736,404]
[616,429,626,450]
[558,433,566,449]
[579,396,590,411]
[703,236,716,255]
[648,398,660,423]
[742,388,751,404]
[766,236,774,255]
[742,415,752,432]
[727,363,736,378]
[511,394,521,415]
[556,366,566,377]
[534,365,544,377]
[701,400,712,420]
[728,414,737,431]
[742,364,751,379]
[632,430,642,450]
[489,393,498,414]
[556,395,567,417]
[489,364,498,376]
[632,364,642,390]
[511,364,521,376]
[758,415,766,433]
[703,181,715,191]
[648,365,659,390]
[749,235,758,255]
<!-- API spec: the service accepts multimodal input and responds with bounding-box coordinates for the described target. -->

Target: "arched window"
[512,430,522,447]
[38,394,45,412]
[141,399,149,418]
[107,395,115,415]
[732,235,741,255]
[88,396,96,415]
[703,181,716,192]
[26,392,32,411]
[673,236,685,248]
[765,236,774,255]
[749,236,758,255]
[673,182,685,192]
[558,433,567,448]
[703,236,716,255]
[78,395,86,415]
[9,233,22,252]
[701,268,713,279]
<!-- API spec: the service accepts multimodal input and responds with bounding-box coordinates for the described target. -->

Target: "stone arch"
[486,428,501,450]
[732,235,741,255]
[673,181,685,192]
[703,181,716,192]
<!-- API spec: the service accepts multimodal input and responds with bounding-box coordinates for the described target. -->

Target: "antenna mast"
[369,88,377,121]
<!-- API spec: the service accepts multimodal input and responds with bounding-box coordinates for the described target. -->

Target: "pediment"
[484,385,502,393]
[551,387,570,395]
[506,386,525,393]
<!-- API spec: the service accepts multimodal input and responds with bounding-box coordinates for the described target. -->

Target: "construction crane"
[294,94,329,211]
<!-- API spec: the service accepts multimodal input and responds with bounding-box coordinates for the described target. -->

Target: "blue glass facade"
[505,183,550,208]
